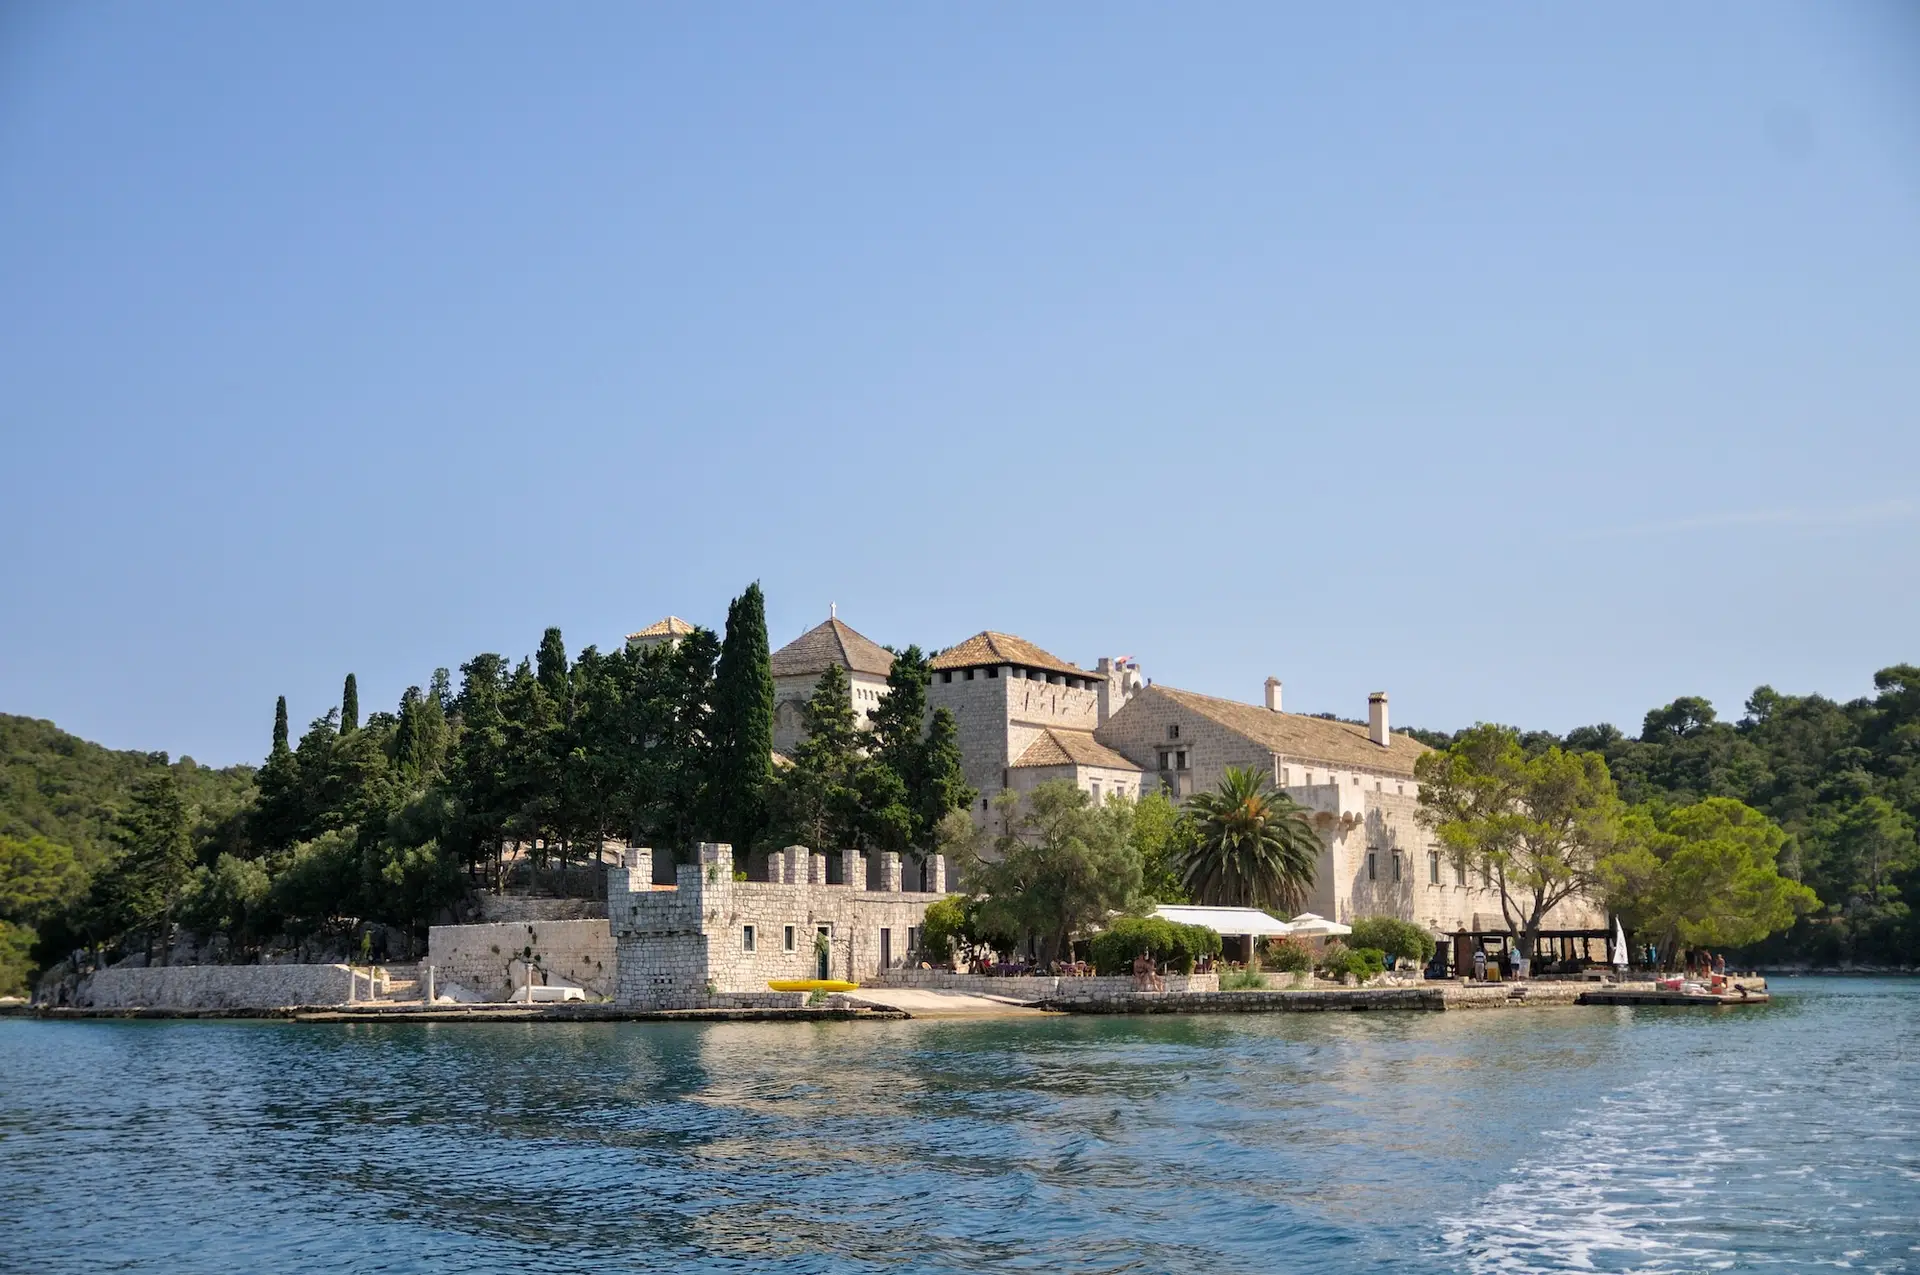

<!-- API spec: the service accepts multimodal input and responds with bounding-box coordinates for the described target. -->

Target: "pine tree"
[101,771,195,963]
[706,582,775,853]
[341,673,359,733]
[272,696,290,752]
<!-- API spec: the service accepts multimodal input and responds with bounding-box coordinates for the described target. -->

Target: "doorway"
[816,926,831,980]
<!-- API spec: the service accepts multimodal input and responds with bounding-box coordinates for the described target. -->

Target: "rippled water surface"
[2,978,1916,1273]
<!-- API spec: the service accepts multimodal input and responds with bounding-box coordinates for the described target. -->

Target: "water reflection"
[2,982,1916,1273]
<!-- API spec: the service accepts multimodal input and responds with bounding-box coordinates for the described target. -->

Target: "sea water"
[1,977,1914,1273]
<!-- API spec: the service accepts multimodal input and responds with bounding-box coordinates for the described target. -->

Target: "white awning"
[1287,913,1353,937]
[1151,905,1295,937]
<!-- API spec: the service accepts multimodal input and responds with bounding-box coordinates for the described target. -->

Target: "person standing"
[1472,948,1487,982]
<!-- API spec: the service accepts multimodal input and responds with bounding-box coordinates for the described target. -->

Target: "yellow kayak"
[768,979,859,993]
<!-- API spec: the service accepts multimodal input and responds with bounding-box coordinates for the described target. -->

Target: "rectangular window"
[879,928,893,969]
[941,671,952,683]
[1456,863,1467,887]
[1352,775,1360,786]
[783,924,796,952]
[742,925,756,953]
[1090,780,1101,802]
[1367,852,1377,882]
[1159,751,1170,770]
[1428,851,1440,884]
[986,666,998,678]
[1168,724,1181,740]
[1483,865,1494,890]
[1391,852,1402,883]
[965,669,975,680]
[1176,750,1188,770]
[1305,772,1313,785]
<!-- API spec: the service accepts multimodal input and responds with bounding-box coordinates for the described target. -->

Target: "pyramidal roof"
[770,616,895,679]
[627,615,696,641]
[930,631,1087,678]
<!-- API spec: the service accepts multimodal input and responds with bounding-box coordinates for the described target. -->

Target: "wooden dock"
[1577,986,1770,1007]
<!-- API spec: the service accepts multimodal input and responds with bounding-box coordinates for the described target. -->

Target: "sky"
[2,3,1917,768]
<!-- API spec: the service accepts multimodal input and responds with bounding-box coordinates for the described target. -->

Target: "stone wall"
[773,670,890,755]
[868,970,1219,1000]
[426,919,615,1001]
[608,843,949,1009]
[476,896,609,924]
[76,963,354,1009]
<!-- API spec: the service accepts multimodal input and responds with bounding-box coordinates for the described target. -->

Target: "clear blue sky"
[3,3,1917,767]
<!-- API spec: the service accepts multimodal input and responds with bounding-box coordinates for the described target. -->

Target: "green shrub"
[1261,936,1313,973]
[1316,941,1387,982]
[1220,968,1268,990]
[920,896,968,963]
[1347,917,1435,967]
[1089,916,1223,974]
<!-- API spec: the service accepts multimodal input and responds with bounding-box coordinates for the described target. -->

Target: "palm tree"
[1177,767,1321,912]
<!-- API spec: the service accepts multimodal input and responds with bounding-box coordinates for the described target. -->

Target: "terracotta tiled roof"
[1012,728,1146,772]
[770,617,895,679]
[1140,685,1431,777]
[626,615,695,641]
[930,631,1087,678]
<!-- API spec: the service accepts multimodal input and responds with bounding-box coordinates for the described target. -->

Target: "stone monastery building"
[691,611,1606,941]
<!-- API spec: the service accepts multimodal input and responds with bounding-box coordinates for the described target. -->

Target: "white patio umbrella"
[1287,913,1352,938]
[1611,917,1630,969]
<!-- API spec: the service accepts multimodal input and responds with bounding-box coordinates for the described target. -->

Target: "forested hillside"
[0,583,977,996]
[1409,665,1920,966]
[0,714,255,860]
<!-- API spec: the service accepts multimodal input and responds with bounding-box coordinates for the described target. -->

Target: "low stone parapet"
[76,963,355,1010]
[1043,986,1446,1013]
[866,970,1219,1001]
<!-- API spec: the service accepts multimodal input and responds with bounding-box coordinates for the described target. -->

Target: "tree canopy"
[1415,724,1625,959]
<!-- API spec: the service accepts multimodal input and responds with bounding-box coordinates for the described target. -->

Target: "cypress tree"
[536,627,569,703]
[869,644,930,780]
[917,707,976,841]
[341,673,359,734]
[254,697,301,853]
[706,582,774,853]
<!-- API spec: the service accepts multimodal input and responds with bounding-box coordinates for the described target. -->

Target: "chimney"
[1369,692,1389,746]
[1264,677,1283,713]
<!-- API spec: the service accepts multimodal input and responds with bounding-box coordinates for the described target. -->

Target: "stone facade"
[607,842,949,1009]
[425,918,617,1001]
[75,963,355,1009]
[1096,682,1605,939]
[929,638,1147,819]
[769,614,897,756]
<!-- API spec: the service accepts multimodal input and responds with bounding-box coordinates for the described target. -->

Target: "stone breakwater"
[75,964,355,1010]
[1039,980,1690,1014]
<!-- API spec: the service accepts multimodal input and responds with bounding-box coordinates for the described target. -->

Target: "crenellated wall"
[608,843,950,1009]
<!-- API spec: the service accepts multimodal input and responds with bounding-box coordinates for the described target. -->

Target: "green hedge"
[1316,942,1387,981]
[1089,916,1223,974]
[1346,917,1435,966]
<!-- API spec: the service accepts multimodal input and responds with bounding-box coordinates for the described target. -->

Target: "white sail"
[1611,917,1630,967]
